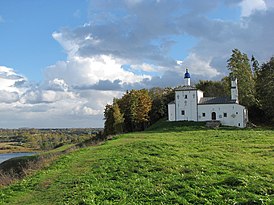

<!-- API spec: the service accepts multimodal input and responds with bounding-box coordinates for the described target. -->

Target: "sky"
[0,0,274,128]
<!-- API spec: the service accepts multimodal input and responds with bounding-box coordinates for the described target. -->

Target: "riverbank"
[0,133,108,187]
[0,145,71,187]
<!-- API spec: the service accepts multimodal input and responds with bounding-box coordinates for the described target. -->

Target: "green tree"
[112,102,124,134]
[117,91,134,132]
[103,104,115,135]
[227,49,256,108]
[196,80,228,97]
[148,87,175,124]
[255,57,274,121]
[251,55,260,79]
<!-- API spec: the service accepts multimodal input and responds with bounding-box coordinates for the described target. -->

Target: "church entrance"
[211,112,216,120]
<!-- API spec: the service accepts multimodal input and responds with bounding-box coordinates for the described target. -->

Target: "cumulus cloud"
[1,0,274,128]
[48,78,69,92]
[0,66,27,94]
[45,55,149,87]
[0,90,19,103]
[51,0,274,79]
[0,65,122,128]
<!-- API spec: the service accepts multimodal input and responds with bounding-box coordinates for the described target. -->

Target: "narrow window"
[238,123,240,126]
[236,112,238,114]
[184,95,187,99]
[181,110,185,115]
[224,113,227,117]
[177,95,179,99]
[202,113,205,117]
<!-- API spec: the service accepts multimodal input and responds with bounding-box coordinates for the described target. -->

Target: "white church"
[168,69,248,128]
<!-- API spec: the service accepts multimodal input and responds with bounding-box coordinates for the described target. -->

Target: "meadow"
[0,120,273,204]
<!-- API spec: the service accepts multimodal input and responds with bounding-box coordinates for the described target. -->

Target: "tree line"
[104,49,274,135]
[104,88,174,135]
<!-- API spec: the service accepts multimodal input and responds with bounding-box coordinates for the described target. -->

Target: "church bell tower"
[231,78,239,103]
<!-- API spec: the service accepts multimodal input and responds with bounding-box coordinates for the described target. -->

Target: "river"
[0,152,36,164]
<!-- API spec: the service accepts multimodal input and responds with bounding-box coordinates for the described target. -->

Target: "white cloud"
[0,63,124,127]
[2,0,274,128]
[45,55,149,87]
[182,53,220,77]
[240,0,267,17]
[0,66,27,94]
[48,78,69,92]
[81,106,101,116]
[131,63,157,72]
[0,90,19,103]
[52,32,80,57]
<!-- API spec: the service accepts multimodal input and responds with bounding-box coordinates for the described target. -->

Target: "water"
[0,152,36,164]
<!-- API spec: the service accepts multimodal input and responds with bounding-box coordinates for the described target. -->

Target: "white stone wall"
[168,103,175,121]
[197,90,204,103]
[197,104,247,128]
[175,90,197,121]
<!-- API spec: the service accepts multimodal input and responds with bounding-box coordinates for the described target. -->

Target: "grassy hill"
[0,120,273,204]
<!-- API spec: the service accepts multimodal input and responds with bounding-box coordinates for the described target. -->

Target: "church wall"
[197,90,204,103]
[168,103,175,121]
[175,90,197,121]
[197,104,247,128]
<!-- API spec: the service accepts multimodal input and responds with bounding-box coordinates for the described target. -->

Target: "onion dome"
[184,69,190,78]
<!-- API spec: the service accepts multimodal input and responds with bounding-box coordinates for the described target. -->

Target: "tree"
[196,80,228,97]
[227,49,256,108]
[112,102,124,134]
[148,87,175,124]
[251,55,260,79]
[103,104,115,135]
[255,57,274,121]
[116,89,152,132]
[130,89,152,130]
[117,91,134,132]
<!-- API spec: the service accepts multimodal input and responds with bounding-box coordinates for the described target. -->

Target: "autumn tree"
[227,49,256,108]
[129,89,152,131]
[113,89,152,132]
[112,102,124,134]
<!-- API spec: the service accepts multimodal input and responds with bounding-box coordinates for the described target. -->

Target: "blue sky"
[0,0,88,81]
[0,0,274,128]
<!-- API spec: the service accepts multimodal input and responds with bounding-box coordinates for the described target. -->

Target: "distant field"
[0,120,273,204]
[0,142,33,154]
[0,128,101,153]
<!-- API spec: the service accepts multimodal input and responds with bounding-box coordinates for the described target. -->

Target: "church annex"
[168,69,248,128]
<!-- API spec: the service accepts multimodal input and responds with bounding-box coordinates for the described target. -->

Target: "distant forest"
[104,49,274,135]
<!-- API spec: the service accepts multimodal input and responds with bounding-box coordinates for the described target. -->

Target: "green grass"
[0,120,273,204]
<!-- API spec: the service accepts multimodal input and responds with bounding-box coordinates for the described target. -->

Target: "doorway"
[211,112,216,120]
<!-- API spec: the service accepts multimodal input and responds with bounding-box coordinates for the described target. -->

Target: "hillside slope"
[0,121,273,204]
